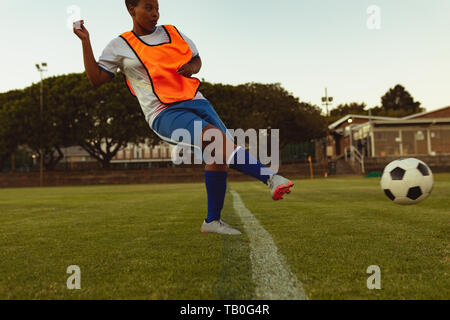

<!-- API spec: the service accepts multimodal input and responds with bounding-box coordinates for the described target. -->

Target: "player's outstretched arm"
[73,20,112,88]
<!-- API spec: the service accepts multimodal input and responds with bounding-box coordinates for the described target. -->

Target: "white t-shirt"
[97,25,206,128]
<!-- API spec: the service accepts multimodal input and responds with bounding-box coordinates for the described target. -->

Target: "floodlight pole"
[36,63,47,187]
[322,88,333,175]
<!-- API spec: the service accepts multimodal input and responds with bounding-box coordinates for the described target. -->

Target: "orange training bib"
[120,25,200,104]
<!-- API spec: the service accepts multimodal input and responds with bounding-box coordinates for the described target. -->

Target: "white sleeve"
[179,31,199,58]
[97,38,122,77]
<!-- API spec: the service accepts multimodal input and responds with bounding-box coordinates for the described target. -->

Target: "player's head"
[125,0,159,31]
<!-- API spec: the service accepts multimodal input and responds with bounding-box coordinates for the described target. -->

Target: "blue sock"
[228,147,275,184]
[205,171,228,223]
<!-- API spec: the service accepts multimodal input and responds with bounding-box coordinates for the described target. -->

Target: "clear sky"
[1,0,449,112]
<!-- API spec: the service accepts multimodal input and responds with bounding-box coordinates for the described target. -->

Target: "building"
[61,141,175,169]
[329,106,450,158]
[112,141,174,163]
[328,114,398,158]
[327,106,450,173]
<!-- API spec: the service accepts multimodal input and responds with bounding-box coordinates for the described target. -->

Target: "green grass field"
[0,174,449,300]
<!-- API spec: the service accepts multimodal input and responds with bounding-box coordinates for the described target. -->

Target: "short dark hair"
[125,0,140,9]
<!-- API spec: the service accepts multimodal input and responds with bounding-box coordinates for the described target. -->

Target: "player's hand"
[177,63,195,78]
[73,20,90,41]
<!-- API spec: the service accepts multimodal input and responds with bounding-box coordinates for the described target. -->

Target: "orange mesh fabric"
[121,25,200,104]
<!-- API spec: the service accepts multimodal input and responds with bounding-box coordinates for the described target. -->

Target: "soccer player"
[73,0,294,235]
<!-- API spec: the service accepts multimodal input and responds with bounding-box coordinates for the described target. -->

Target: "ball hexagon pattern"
[380,158,434,205]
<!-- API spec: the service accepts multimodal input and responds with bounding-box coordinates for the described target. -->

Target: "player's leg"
[200,129,240,234]
[152,103,241,235]
[198,103,294,200]
[203,162,227,223]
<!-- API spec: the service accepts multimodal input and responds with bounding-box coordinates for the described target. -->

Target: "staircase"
[335,158,357,175]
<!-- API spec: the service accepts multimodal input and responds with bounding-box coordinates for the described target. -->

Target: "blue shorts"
[152,99,232,150]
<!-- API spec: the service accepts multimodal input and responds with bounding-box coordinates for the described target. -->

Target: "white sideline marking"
[230,190,308,300]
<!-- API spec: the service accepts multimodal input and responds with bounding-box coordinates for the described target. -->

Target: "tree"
[75,73,159,168]
[0,89,26,170]
[371,84,424,117]
[0,104,20,170]
[7,94,67,171]
[0,75,89,171]
[329,102,368,124]
[0,89,24,108]
[199,82,326,150]
[0,72,160,170]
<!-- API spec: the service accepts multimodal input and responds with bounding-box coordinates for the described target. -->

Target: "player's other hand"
[73,20,90,41]
[177,63,194,78]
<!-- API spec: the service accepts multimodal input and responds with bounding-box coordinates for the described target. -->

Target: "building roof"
[373,118,450,126]
[328,114,398,130]
[329,106,450,131]
[402,105,450,120]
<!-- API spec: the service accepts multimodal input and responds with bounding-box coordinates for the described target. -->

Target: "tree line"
[328,84,424,124]
[0,72,326,170]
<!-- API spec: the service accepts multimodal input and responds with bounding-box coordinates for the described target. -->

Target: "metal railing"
[344,146,365,174]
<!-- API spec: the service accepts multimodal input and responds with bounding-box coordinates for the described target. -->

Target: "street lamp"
[321,89,333,117]
[322,88,333,176]
[322,88,334,140]
[35,62,47,187]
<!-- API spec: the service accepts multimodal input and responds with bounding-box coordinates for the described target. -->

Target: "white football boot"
[267,174,294,200]
[201,220,242,235]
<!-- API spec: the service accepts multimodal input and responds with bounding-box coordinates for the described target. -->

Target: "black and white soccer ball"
[380,158,434,205]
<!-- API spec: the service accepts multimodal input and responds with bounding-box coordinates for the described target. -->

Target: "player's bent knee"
[202,125,236,163]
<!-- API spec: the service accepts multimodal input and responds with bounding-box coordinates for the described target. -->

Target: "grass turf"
[0,183,253,299]
[231,173,450,299]
[0,174,448,299]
